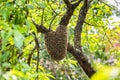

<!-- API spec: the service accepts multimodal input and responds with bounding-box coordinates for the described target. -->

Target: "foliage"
[0,0,120,80]
[91,66,120,80]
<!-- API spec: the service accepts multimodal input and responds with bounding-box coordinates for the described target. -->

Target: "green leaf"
[2,62,11,68]
[13,30,25,49]
[10,69,28,78]
[1,52,9,62]
[21,63,31,72]
[0,8,10,21]
[1,30,12,51]
[1,30,12,42]
[91,66,120,80]
[26,4,34,9]
[46,74,55,79]
[39,2,47,8]
[39,73,49,80]
[0,0,7,2]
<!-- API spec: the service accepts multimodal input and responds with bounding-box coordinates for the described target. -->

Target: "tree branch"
[41,8,44,25]
[33,32,40,80]
[74,0,90,50]
[63,0,71,8]
[27,46,36,65]
[72,0,96,78]
[72,0,82,9]
[32,19,50,33]
[49,14,58,30]
[59,0,82,26]
[46,0,58,15]
[67,43,95,78]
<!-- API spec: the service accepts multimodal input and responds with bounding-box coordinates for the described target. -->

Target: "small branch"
[25,0,29,18]
[99,0,120,13]
[114,0,120,6]
[49,14,58,30]
[23,39,34,49]
[63,0,71,8]
[27,46,36,65]
[64,68,72,80]
[85,26,90,53]
[103,27,114,48]
[33,33,40,70]
[46,0,58,15]
[13,0,16,3]
[32,32,40,80]
[41,8,44,25]
[32,19,50,33]
[85,21,114,47]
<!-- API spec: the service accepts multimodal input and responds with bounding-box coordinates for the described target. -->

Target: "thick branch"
[67,43,95,78]
[74,0,90,50]
[72,0,82,9]
[59,0,82,26]
[72,0,96,78]
[63,0,71,8]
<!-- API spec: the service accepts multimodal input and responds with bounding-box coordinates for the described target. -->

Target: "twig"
[49,14,58,30]
[25,0,29,18]
[103,27,114,47]
[27,46,36,65]
[99,0,120,13]
[32,19,50,33]
[85,21,114,47]
[63,0,71,8]
[23,39,34,49]
[46,0,58,15]
[85,25,90,53]
[41,8,44,25]
[32,32,40,80]
[64,68,72,80]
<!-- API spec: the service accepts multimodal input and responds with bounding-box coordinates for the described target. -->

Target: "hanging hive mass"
[44,25,68,61]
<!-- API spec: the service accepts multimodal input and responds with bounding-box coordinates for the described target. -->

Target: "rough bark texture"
[73,0,96,77]
[74,0,90,50]
[67,43,95,78]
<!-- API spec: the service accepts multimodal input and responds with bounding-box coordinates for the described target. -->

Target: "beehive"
[45,25,68,61]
